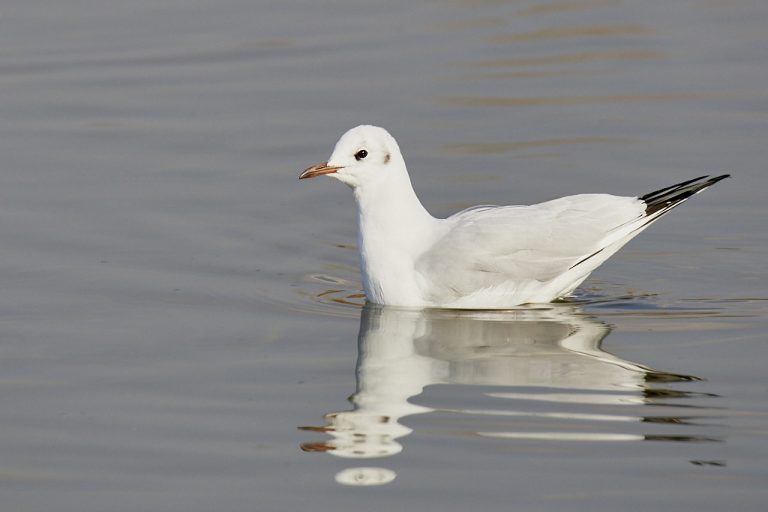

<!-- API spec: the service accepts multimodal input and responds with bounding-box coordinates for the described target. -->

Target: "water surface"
[0,1,766,511]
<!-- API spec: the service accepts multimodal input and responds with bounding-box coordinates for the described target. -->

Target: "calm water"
[1,1,766,510]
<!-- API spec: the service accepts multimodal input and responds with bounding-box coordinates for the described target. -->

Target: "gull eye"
[354,149,368,161]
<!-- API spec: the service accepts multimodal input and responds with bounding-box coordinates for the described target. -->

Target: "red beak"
[299,162,342,180]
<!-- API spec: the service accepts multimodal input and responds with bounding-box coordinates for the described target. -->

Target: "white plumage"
[300,125,728,309]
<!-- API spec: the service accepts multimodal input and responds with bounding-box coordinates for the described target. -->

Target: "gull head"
[299,125,405,189]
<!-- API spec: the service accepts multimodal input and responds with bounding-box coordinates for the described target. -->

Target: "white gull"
[300,125,729,309]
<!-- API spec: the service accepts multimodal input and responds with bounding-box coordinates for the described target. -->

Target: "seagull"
[299,125,729,309]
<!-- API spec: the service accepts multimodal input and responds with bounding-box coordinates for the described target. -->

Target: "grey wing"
[415,194,646,301]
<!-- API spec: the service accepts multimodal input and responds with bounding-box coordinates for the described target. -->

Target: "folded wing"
[415,194,646,303]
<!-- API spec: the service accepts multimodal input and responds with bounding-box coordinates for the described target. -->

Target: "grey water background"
[1,0,767,510]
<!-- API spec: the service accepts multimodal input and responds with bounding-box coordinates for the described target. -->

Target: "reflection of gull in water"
[301,304,714,484]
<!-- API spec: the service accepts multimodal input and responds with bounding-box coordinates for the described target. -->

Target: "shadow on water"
[299,304,725,486]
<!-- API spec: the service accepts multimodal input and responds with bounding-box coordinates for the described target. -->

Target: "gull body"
[300,125,728,309]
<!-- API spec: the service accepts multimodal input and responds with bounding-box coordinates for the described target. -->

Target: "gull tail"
[566,174,730,275]
[641,174,730,217]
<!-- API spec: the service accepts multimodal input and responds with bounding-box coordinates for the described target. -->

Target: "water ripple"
[440,91,724,107]
[489,24,653,43]
[443,136,636,154]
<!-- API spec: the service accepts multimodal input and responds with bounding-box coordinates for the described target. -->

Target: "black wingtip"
[642,174,730,217]
[710,173,731,183]
[639,175,708,202]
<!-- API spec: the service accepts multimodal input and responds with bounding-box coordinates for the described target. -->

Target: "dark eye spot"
[384,152,390,164]
[354,149,368,161]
